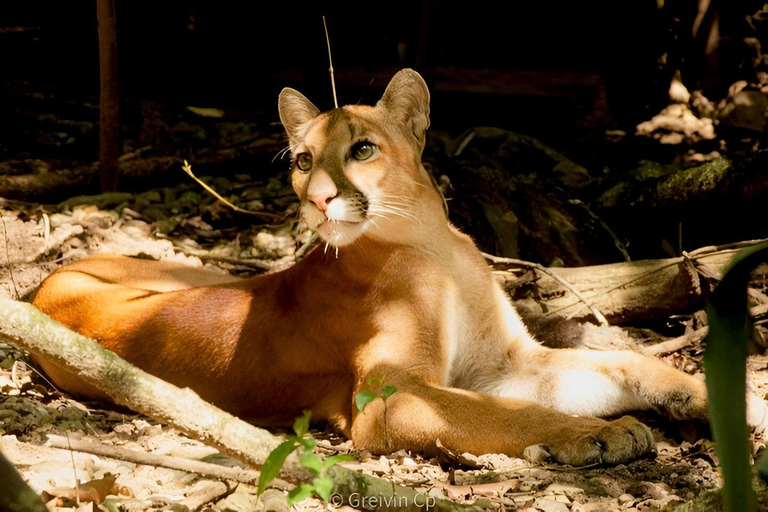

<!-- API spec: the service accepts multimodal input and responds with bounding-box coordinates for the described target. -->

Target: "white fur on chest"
[442,282,467,386]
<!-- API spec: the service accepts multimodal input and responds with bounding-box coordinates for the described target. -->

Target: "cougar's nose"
[306,169,338,212]
[307,192,336,212]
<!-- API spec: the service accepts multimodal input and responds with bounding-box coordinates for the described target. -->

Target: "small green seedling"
[355,377,398,452]
[257,410,354,504]
[355,376,398,413]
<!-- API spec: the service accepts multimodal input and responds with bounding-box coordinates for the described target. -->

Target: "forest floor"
[2,83,768,510]
[2,177,768,511]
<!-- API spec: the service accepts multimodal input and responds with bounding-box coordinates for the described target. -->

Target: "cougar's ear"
[376,69,431,151]
[278,88,321,144]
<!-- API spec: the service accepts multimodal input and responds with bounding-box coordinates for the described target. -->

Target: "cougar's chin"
[301,200,368,248]
[315,219,367,247]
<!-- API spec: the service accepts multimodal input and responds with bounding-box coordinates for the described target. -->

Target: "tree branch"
[0,297,478,511]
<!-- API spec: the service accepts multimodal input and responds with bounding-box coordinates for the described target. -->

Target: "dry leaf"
[43,474,117,505]
[430,478,519,501]
[435,438,486,470]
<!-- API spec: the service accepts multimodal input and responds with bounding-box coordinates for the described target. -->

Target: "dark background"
[1,1,766,262]
[3,1,751,140]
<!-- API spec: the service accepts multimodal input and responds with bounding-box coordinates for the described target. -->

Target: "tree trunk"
[96,0,120,192]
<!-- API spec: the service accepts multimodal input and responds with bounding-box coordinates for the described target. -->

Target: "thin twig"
[181,160,283,220]
[483,252,609,326]
[323,16,339,108]
[172,243,278,271]
[45,434,292,491]
[0,215,20,299]
[642,327,708,357]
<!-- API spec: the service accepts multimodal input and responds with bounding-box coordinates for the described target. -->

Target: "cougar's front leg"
[350,377,654,465]
[495,346,710,420]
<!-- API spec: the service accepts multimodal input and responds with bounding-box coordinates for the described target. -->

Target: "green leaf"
[298,437,316,452]
[287,483,316,505]
[381,384,398,400]
[300,451,323,474]
[323,453,355,469]
[704,240,768,512]
[760,449,768,482]
[257,440,297,495]
[292,410,312,437]
[312,476,334,502]
[355,389,377,412]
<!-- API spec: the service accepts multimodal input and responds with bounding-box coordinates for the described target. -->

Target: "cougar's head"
[278,69,439,247]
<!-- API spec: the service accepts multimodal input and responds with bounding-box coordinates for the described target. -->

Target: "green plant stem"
[704,241,768,512]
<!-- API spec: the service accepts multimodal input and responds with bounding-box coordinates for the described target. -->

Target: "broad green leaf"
[323,453,355,469]
[355,389,377,412]
[298,437,316,452]
[312,476,334,502]
[300,451,323,474]
[293,410,312,437]
[257,440,297,495]
[704,240,768,512]
[287,483,315,505]
[381,384,398,400]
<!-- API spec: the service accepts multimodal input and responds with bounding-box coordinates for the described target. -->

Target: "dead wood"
[0,139,286,200]
[500,242,762,325]
[641,327,708,357]
[0,298,479,511]
[96,0,120,192]
[0,157,182,200]
[45,434,291,490]
[0,298,297,474]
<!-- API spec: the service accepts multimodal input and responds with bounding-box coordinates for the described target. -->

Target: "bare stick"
[45,434,292,491]
[181,160,282,220]
[642,327,708,357]
[483,252,609,326]
[323,16,339,108]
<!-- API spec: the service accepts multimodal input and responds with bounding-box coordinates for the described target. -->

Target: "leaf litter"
[1,148,767,511]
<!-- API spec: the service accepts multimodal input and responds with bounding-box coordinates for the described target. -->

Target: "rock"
[215,490,265,511]
[618,493,635,505]
[719,89,768,132]
[571,500,620,511]
[545,482,585,498]
[532,497,569,512]
[83,210,118,229]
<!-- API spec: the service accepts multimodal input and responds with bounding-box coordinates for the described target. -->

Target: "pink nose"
[307,193,335,212]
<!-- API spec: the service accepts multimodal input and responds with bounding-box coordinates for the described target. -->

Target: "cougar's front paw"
[656,376,708,420]
[546,416,654,466]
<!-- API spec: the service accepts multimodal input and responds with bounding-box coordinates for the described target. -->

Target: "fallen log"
[499,241,763,325]
[0,297,479,511]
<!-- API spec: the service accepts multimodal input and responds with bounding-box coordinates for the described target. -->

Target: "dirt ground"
[2,178,768,511]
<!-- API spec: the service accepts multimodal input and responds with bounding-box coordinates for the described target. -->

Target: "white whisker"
[272,146,291,163]
[368,206,417,221]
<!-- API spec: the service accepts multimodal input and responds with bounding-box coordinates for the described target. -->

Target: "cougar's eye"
[351,141,376,161]
[296,153,312,171]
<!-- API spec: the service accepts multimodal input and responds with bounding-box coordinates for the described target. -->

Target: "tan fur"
[32,70,748,465]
